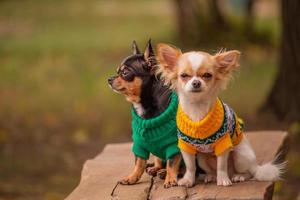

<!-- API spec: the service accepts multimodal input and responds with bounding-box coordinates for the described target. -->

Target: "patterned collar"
[177,100,237,145]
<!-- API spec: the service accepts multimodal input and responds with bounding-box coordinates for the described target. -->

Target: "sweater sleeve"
[213,133,233,156]
[132,142,150,160]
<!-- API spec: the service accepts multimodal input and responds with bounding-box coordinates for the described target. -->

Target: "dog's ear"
[132,40,141,55]
[214,50,241,73]
[143,39,157,71]
[156,43,181,72]
[144,39,154,60]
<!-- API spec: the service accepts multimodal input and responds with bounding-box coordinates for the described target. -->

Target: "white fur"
[188,53,204,72]
[184,77,202,92]
[133,103,144,116]
[254,163,282,181]
[233,136,285,181]
[233,136,256,173]
[197,154,216,183]
[178,93,215,121]
[196,153,213,173]
[217,149,232,186]
[178,151,196,187]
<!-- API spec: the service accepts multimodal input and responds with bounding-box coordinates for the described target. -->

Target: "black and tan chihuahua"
[108,40,181,188]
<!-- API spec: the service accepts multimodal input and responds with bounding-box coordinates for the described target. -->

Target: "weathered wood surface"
[66,131,288,200]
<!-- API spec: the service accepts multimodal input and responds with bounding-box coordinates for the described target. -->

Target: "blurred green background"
[0,0,298,199]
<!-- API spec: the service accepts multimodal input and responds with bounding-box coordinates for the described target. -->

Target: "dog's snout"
[108,76,115,85]
[192,80,201,89]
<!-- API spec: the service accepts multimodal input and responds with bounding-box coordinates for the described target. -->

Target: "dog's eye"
[121,70,134,81]
[203,73,212,79]
[180,73,190,78]
[122,71,128,77]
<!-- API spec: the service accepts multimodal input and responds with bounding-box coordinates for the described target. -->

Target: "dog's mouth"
[190,88,202,93]
[116,87,126,92]
[108,81,125,92]
[110,85,126,93]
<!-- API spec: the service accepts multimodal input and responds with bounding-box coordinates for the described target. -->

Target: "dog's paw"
[157,169,167,179]
[178,177,194,188]
[146,166,163,176]
[231,174,246,183]
[204,174,217,183]
[164,174,178,188]
[120,175,139,185]
[217,173,232,186]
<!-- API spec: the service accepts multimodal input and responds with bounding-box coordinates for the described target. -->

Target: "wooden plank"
[66,131,288,200]
[66,143,151,200]
[187,181,274,200]
[111,174,150,200]
[150,177,187,200]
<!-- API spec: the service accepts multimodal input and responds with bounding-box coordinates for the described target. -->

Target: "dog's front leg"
[120,157,146,185]
[217,149,232,186]
[178,151,196,187]
[197,153,217,183]
[164,154,181,188]
[146,156,164,176]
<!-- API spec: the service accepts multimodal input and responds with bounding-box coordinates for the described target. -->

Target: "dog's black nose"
[108,77,115,85]
[192,80,201,89]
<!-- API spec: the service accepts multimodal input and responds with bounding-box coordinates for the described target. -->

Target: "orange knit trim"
[178,138,197,154]
[213,133,233,156]
[176,99,224,139]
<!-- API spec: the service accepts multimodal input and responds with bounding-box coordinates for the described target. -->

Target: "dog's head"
[156,43,240,100]
[108,40,156,103]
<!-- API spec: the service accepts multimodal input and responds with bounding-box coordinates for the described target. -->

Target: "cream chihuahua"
[156,43,285,187]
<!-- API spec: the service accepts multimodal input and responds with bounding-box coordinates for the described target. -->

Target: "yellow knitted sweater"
[176,99,243,156]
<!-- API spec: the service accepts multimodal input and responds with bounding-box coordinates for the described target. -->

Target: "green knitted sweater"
[131,92,180,161]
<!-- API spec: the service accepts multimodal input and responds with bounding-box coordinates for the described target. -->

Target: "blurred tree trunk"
[174,0,229,46]
[174,0,202,46]
[263,0,300,121]
[208,0,229,30]
[244,0,255,39]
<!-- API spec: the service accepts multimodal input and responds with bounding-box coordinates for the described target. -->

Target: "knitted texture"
[131,92,180,161]
[177,99,244,156]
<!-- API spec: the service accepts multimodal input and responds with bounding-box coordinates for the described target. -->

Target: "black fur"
[139,74,171,119]
[110,40,172,119]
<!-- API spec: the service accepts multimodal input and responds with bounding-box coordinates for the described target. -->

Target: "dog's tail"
[250,154,287,181]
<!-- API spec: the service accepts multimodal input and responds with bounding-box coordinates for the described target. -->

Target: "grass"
[0,0,279,199]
